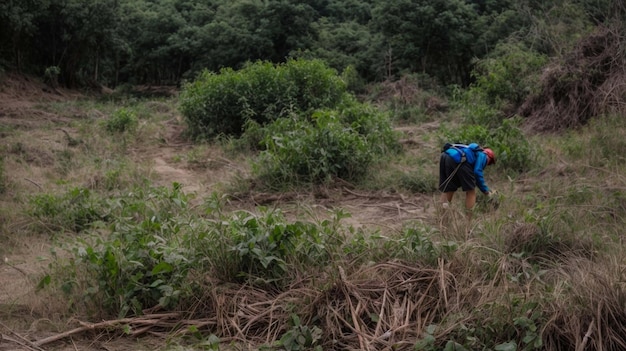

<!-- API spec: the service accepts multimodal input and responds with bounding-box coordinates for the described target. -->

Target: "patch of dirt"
[0,73,83,129]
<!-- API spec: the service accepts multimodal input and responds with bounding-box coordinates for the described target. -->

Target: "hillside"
[0,75,442,351]
[2,63,626,350]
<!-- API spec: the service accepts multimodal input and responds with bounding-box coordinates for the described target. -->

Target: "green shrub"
[41,188,351,317]
[468,43,547,108]
[226,207,343,286]
[254,114,374,186]
[273,314,323,351]
[50,184,197,317]
[249,97,400,187]
[179,59,348,139]
[103,108,138,133]
[29,187,107,232]
[44,66,61,88]
[334,96,401,155]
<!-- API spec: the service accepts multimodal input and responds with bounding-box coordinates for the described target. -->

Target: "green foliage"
[226,207,346,286]
[179,59,348,139]
[69,184,195,317]
[297,19,384,83]
[396,225,445,265]
[440,118,535,172]
[29,187,107,232]
[416,299,545,350]
[44,65,60,87]
[40,190,354,317]
[274,314,323,351]
[103,108,138,134]
[467,42,548,115]
[254,114,378,186]
[249,96,400,187]
[371,0,482,83]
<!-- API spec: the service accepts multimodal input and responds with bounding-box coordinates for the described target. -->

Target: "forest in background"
[0,0,620,90]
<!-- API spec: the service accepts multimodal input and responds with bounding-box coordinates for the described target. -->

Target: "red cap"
[484,148,496,165]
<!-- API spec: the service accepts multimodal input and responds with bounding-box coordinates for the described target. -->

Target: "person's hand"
[486,190,500,209]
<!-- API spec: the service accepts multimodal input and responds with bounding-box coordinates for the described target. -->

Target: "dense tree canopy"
[0,0,622,88]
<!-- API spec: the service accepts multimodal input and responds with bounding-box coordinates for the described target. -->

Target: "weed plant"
[103,107,138,134]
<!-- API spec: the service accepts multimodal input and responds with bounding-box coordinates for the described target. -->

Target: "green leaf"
[495,341,517,351]
[151,261,173,275]
[36,275,51,290]
[444,341,468,351]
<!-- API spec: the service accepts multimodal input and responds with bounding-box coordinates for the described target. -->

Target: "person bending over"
[439,143,496,219]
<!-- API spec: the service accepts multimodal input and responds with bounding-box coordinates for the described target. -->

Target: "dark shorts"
[438,153,475,192]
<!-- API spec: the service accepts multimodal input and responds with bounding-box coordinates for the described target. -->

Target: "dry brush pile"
[520,24,626,132]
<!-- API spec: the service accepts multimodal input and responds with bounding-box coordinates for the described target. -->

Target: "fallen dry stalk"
[30,261,461,349]
[31,312,216,347]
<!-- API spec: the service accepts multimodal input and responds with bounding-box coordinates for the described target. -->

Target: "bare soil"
[0,74,437,350]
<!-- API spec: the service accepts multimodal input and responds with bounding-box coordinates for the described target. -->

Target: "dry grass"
[543,256,626,351]
[520,24,626,132]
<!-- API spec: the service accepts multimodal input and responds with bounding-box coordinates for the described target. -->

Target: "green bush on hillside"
[254,114,372,186]
[465,42,547,126]
[179,59,347,139]
[29,187,107,233]
[103,108,138,134]
[252,101,400,187]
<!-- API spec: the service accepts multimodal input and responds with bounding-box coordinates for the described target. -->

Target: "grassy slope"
[1,79,626,350]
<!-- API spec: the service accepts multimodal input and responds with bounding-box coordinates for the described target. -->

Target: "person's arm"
[474,153,490,194]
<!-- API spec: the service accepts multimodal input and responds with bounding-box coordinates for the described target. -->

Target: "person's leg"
[465,189,476,219]
[441,191,454,207]
[439,153,459,208]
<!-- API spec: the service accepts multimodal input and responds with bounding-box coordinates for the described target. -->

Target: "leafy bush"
[44,66,61,88]
[440,118,535,172]
[55,184,197,317]
[273,314,323,351]
[225,207,343,286]
[254,114,370,186]
[250,97,400,187]
[179,59,348,139]
[40,189,352,317]
[468,42,547,108]
[334,96,401,155]
[29,187,107,232]
[103,108,138,133]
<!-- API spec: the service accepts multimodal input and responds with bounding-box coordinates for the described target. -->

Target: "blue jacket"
[444,144,490,193]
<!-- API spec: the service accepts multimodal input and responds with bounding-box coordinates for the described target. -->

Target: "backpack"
[442,142,483,164]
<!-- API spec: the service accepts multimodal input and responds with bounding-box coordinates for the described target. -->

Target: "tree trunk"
[94,47,99,82]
